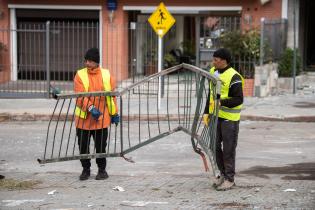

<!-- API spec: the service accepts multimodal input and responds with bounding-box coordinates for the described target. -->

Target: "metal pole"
[161,40,165,98]
[293,0,297,94]
[259,17,265,66]
[46,21,50,98]
[158,36,163,110]
[120,97,123,152]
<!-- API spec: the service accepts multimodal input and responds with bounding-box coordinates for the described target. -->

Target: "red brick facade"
[244,78,254,97]
[0,0,283,94]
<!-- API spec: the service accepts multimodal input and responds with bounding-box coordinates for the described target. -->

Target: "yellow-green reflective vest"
[209,66,244,121]
[75,68,116,119]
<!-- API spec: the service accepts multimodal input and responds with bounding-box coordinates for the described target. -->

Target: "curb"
[0,113,52,122]
[241,115,315,122]
[1,113,315,123]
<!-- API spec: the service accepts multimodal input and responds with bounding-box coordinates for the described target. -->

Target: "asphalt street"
[0,121,314,209]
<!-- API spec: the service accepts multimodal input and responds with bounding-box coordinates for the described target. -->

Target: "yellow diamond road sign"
[148,2,176,38]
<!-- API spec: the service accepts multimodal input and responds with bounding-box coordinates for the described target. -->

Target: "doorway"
[132,14,196,77]
[303,0,315,71]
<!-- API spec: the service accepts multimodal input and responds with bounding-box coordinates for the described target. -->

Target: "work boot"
[95,169,108,180]
[79,168,90,181]
[216,179,235,191]
[212,176,224,188]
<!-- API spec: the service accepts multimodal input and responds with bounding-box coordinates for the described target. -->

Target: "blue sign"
[107,0,117,11]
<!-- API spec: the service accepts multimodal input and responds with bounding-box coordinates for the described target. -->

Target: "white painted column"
[281,0,288,19]
[10,8,17,81]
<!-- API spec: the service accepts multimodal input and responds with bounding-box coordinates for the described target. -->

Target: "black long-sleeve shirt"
[204,65,243,114]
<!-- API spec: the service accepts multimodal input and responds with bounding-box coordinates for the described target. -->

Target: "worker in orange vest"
[74,48,119,181]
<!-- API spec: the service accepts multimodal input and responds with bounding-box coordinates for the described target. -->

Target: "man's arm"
[204,91,210,114]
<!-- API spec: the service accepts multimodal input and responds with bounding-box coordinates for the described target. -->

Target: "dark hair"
[84,48,100,64]
[213,48,231,64]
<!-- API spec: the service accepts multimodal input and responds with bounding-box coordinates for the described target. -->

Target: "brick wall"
[102,5,129,82]
[241,0,282,28]
[244,79,254,97]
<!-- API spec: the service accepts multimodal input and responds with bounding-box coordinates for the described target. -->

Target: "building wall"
[7,0,100,5]
[0,0,284,85]
[0,0,10,83]
[0,0,9,28]
[102,3,129,82]
[3,0,130,82]
[119,0,282,27]
[241,0,282,26]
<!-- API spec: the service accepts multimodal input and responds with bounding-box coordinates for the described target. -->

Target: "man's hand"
[209,100,220,114]
[203,114,209,126]
[88,105,102,121]
[111,114,120,126]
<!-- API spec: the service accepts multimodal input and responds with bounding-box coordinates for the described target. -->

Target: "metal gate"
[38,64,221,177]
[0,20,99,98]
[260,18,287,62]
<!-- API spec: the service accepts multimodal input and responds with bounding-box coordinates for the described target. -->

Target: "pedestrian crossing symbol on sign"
[148,2,176,38]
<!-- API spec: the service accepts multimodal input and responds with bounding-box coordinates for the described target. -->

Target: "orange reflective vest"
[75,68,117,119]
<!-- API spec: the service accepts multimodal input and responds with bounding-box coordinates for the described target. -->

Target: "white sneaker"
[212,176,224,188]
[216,180,235,191]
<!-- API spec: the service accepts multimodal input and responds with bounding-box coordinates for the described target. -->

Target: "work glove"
[111,114,120,126]
[203,114,209,127]
[208,99,216,114]
[88,105,102,121]
[51,86,61,99]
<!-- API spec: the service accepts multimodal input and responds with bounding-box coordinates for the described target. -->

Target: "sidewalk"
[242,91,315,122]
[1,89,315,122]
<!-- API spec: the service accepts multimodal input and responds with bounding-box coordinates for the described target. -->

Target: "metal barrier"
[38,63,221,177]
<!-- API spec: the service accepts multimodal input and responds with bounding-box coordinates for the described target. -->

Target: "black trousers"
[76,128,108,170]
[215,118,239,182]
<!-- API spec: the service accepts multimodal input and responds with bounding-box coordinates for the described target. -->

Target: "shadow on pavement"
[239,162,315,180]
[294,101,315,108]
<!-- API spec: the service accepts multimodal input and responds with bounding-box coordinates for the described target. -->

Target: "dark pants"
[215,118,239,182]
[76,128,108,170]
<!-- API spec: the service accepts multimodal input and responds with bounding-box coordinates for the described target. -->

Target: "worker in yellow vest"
[203,48,244,191]
[74,48,119,181]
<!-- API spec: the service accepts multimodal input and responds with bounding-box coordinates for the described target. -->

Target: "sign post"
[148,2,175,109]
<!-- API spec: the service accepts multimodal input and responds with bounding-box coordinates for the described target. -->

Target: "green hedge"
[219,29,272,62]
[278,48,301,77]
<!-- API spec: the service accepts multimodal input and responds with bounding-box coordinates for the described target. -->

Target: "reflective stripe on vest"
[209,66,244,121]
[220,106,241,113]
[75,68,116,119]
